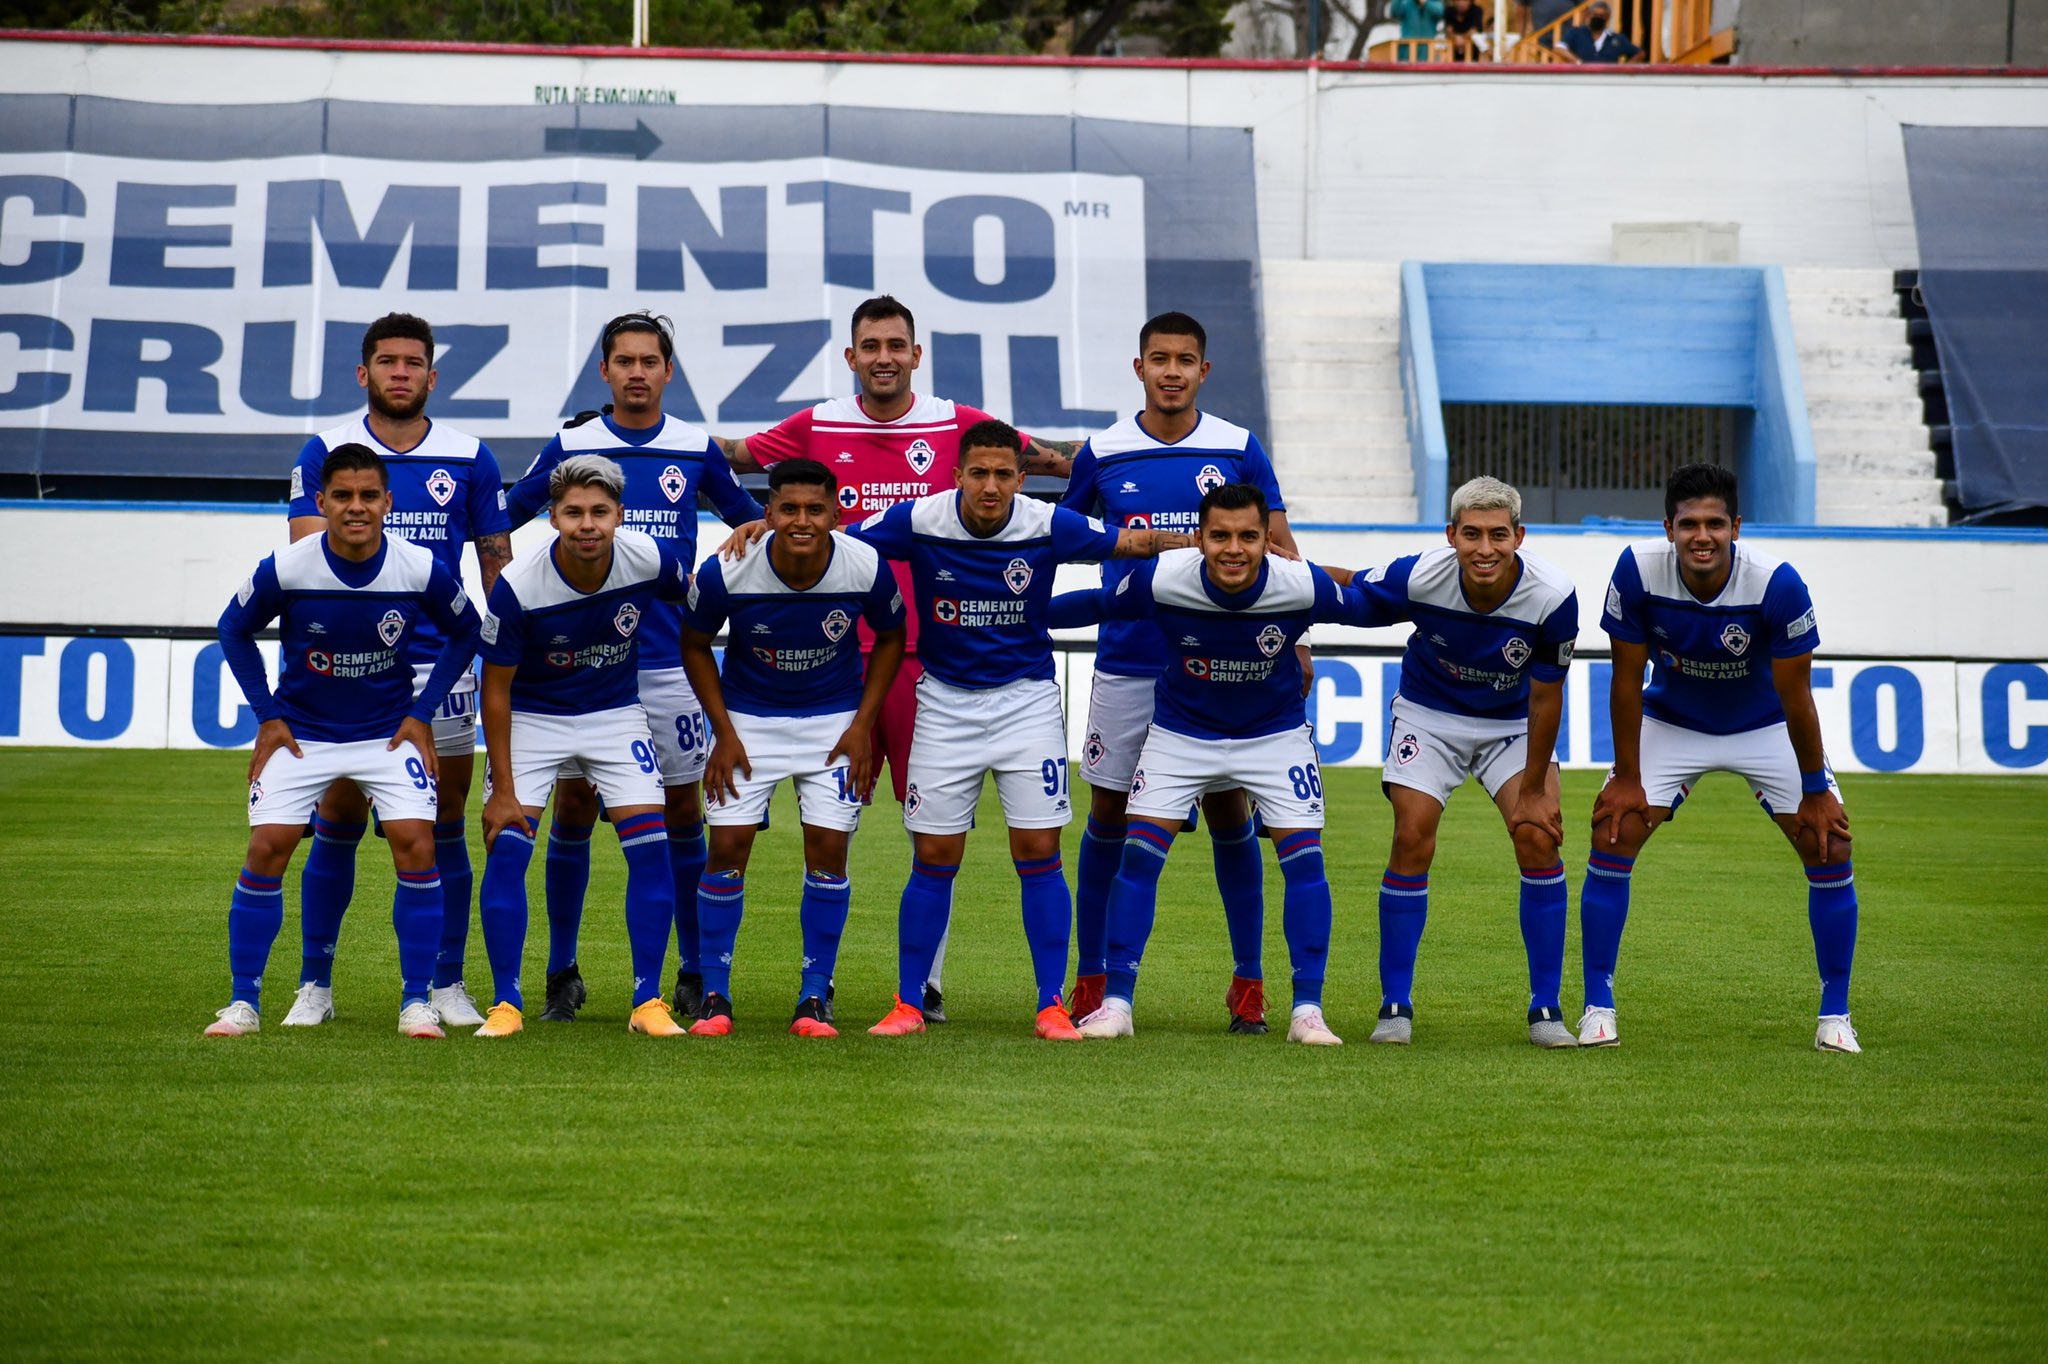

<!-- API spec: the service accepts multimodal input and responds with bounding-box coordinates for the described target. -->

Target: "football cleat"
[1577,1005,1619,1047]
[689,992,735,1037]
[1815,1014,1861,1054]
[204,1001,260,1037]
[1369,1002,1413,1045]
[1035,1002,1084,1041]
[629,998,688,1037]
[1069,973,1107,1024]
[398,1001,447,1039]
[475,1002,524,1038]
[868,996,928,1036]
[1288,1005,1343,1046]
[922,983,948,1025]
[789,996,838,1039]
[281,983,334,1027]
[538,964,587,1022]
[1076,998,1134,1039]
[822,980,836,1026]
[672,970,706,1022]
[428,981,486,1028]
[1226,974,1269,1035]
[1528,1005,1579,1049]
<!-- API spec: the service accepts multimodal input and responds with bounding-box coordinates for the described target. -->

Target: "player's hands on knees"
[718,520,768,561]
[828,724,875,801]
[1511,788,1566,847]
[1591,774,1649,849]
[249,718,302,782]
[388,716,438,781]
[1796,791,1851,864]
[482,787,526,850]
[705,733,750,804]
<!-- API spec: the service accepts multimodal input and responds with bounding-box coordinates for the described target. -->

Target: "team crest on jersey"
[1083,730,1106,770]
[615,602,642,637]
[1003,558,1033,595]
[822,609,852,643]
[1184,657,1211,679]
[659,465,688,503]
[1127,512,1152,530]
[1720,622,1751,655]
[838,485,861,510]
[904,439,936,476]
[1194,464,1228,495]
[377,609,407,648]
[1606,584,1625,620]
[1256,624,1287,658]
[1501,636,1532,669]
[934,599,960,625]
[307,650,333,674]
[1558,641,1575,666]
[547,650,573,668]
[904,783,923,817]
[1394,733,1420,765]
[425,468,457,506]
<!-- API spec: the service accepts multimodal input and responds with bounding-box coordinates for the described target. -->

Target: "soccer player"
[1346,477,1582,1048]
[207,442,481,1039]
[473,455,695,1039]
[504,312,763,1024]
[284,313,513,1030]
[1065,483,1355,1046]
[678,458,908,1037]
[714,295,1077,1022]
[1579,463,1859,1053]
[1058,310,1309,1034]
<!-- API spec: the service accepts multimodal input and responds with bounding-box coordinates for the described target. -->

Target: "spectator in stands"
[1390,0,1445,59]
[1517,0,1578,48]
[1558,1,1642,61]
[1444,0,1487,60]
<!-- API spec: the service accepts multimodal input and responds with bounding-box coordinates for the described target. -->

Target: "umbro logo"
[753,623,772,634]
[1430,634,1447,646]
[836,451,855,462]
[1120,480,1141,493]
[935,568,957,582]
[306,622,327,634]
[1182,636,1201,646]
[550,635,569,645]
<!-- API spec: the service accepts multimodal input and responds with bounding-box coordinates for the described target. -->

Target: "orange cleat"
[1035,1001,1083,1041]
[688,1013,733,1037]
[628,997,688,1037]
[1068,973,1107,1022]
[868,995,928,1036]
[789,996,838,1038]
[1226,974,1269,1035]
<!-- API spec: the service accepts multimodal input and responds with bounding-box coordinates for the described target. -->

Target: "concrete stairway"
[1259,259,1420,524]
[1783,266,1947,527]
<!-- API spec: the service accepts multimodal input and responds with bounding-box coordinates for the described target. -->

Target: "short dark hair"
[767,457,837,496]
[1199,482,1268,524]
[959,418,1023,467]
[361,313,433,366]
[1665,463,1740,521]
[1139,310,1207,357]
[320,442,388,491]
[851,295,915,344]
[600,311,675,363]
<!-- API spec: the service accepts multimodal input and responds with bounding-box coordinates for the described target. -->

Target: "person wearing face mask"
[1559,0,1643,61]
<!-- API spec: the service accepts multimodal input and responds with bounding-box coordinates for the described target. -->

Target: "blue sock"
[896,861,958,1005]
[696,870,744,999]
[229,867,285,1008]
[1806,860,1858,1016]
[479,820,537,1011]
[393,866,442,1006]
[544,818,593,975]
[669,821,708,976]
[431,820,471,989]
[798,871,851,1001]
[1015,854,1071,1011]
[1104,823,1174,1004]
[1378,868,1429,1009]
[298,816,363,987]
[1210,819,1266,979]
[1519,861,1568,1013]
[1073,815,1123,979]
[1278,832,1331,1009]
[1581,850,1635,1010]
[617,813,675,1006]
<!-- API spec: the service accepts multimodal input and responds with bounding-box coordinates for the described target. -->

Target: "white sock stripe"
[619,832,667,849]
[1278,846,1323,864]
[497,827,535,849]
[1587,866,1633,880]
[236,885,286,898]
[1520,870,1567,886]
[1379,884,1428,897]
[399,878,444,891]
[1126,839,1170,861]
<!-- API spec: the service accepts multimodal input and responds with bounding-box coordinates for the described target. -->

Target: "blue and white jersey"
[1602,539,1819,736]
[1061,412,1287,679]
[1347,546,1580,721]
[852,492,1121,690]
[219,534,480,744]
[505,414,763,672]
[1106,549,1350,741]
[480,528,692,717]
[683,532,905,718]
[290,417,510,667]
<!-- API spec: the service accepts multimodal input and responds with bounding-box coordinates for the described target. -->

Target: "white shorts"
[502,706,665,814]
[1382,696,1534,806]
[1128,723,1326,830]
[552,668,707,787]
[1079,671,1156,789]
[705,709,865,832]
[412,664,478,759]
[1627,714,1842,817]
[249,737,438,827]
[902,675,1072,834]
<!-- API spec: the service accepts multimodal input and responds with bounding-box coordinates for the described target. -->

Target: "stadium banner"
[9,634,2044,777]
[0,94,1265,479]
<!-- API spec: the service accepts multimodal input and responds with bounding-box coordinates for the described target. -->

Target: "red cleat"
[1035,1001,1083,1041]
[1068,973,1107,1022]
[789,995,837,1038]
[688,1013,733,1037]
[868,996,928,1036]
[1226,974,1269,1035]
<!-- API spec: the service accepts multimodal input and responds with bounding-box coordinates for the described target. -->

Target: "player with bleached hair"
[1348,475,1583,1049]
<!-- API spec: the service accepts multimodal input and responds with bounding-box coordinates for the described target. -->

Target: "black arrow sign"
[544,119,662,161]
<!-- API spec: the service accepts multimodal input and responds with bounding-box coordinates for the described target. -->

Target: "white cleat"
[204,1001,260,1037]
[1369,1004,1413,1045]
[429,982,486,1028]
[1076,998,1135,1039]
[1287,1004,1343,1046]
[1815,1014,1861,1054]
[280,983,334,1027]
[1577,1006,1619,1047]
[399,1001,447,1039]
[1528,1006,1579,1049]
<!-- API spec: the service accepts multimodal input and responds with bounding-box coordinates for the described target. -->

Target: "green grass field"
[2,750,2044,1360]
